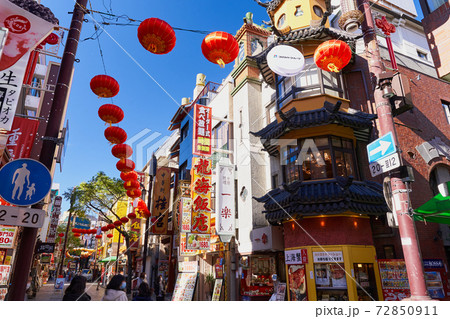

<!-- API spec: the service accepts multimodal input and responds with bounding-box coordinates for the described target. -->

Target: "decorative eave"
[235,22,271,40]
[8,0,59,24]
[254,177,388,224]
[250,26,362,85]
[251,100,376,155]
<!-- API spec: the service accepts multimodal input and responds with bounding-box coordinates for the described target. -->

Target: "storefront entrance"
[353,263,378,300]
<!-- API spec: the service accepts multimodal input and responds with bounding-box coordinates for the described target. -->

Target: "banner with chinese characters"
[45,195,62,243]
[216,160,235,236]
[0,1,54,71]
[0,51,30,131]
[5,116,39,160]
[180,197,191,233]
[113,201,128,243]
[192,104,212,156]
[185,233,210,250]
[129,204,142,251]
[151,167,171,234]
[0,226,16,249]
[191,157,212,234]
[285,249,308,265]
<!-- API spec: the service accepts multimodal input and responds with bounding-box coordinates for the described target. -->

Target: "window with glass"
[282,136,357,184]
[276,57,344,109]
[314,263,348,301]
[277,14,286,29]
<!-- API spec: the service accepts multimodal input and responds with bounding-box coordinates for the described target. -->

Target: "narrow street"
[30,280,106,301]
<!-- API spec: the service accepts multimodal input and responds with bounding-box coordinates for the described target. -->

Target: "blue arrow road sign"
[367,132,396,163]
[0,159,52,206]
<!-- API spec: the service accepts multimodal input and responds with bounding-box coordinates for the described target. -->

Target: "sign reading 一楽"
[216,160,235,237]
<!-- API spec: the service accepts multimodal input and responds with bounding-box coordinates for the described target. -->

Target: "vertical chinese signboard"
[6,116,39,160]
[129,205,142,251]
[216,160,235,237]
[45,195,62,243]
[191,157,212,234]
[152,167,171,234]
[192,104,212,156]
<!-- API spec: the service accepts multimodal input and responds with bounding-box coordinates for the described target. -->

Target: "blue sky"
[40,0,423,213]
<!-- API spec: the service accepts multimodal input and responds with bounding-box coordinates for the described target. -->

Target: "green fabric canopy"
[414,190,450,225]
[98,256,117,263]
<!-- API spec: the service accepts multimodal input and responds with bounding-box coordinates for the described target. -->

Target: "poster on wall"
[180,197,192,233]
[185,233,210,250]
[378,259,410,301]
[288,264,307,301]
[0,226,16,249]
[0,265,11,285]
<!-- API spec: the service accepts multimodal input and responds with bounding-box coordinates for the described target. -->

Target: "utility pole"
[7,0,88,300]
[357,0,431,300]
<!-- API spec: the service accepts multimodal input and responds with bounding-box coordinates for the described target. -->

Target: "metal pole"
[357,0,430,301]
[7,0,88,300]
[142,175,153,274]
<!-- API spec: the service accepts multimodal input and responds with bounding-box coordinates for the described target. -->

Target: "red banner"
[6,116,38,160]
[192,104,212,156]
[152,167,171,234]
[129,211,142,251]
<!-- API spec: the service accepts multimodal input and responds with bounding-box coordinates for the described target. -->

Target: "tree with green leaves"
[67,171,136,294]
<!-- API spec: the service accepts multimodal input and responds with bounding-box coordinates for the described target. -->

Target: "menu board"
[378,259,410,301]
[425,271,445,299]
[172,272,197,301]
[212,279,223,301]
[314,263,347,288]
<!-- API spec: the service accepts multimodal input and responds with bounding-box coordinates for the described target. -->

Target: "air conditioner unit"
[24,95,41,112]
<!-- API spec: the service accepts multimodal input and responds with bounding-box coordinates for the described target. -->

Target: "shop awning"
[98,256,117,263]
[414,190,450,225]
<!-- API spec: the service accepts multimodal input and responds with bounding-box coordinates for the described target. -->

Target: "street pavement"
[31,280,107,301]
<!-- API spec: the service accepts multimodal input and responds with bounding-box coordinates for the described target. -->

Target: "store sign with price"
[0,205,45,228]
[369,152,400,177]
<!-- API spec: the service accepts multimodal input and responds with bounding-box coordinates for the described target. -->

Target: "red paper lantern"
[90,75,120,98]
[58,233,64,238]
[313,40,352,73]
[142,208,151,218]
[95,234,102,239]
[137,199,147,211]
[101,226,109,232]
[105,127,127,145]
[107,234,113,238]
[116,159,135,173]
[151,217,157,224]
[112,144,133,159]
[127,188,142,199]
[124,179,140,190]
[107,224,115,230]
[121,171,138,181]
[120,217,129,223]
[137,18,176,54]
[74,233,81,238]
[71,228,78,233]
[90,229,97,234]
[113,220,122,227]
[98,104,124,125]
[128,212,137,219]
[45,33,59,45]
[201,31,239,68]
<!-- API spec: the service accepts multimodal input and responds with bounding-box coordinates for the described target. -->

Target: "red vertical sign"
[6,116,39,160]
[192,104,212,156]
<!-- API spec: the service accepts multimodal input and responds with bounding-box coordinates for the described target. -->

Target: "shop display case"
[240,255,276,297]
[314,263,349,301]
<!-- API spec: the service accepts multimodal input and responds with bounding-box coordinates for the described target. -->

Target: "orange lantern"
[90,75,120,98]
[120,171,138,181]
[116,159,135,173]
[112,144,133,159]
[127,188,142,199]
[98,104,124,125]
[124,179,140,190]
[137,18,176,54]
[313,40,352,73]
[104,127,127,144]
[201,31,239,68]
[142,208,151,219]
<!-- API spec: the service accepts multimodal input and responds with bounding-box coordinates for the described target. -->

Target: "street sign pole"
[358,0,431,300]
[7,0,88,300]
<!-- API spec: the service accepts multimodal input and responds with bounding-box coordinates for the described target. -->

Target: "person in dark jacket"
[63,275,91,301]
[132,282,153,301]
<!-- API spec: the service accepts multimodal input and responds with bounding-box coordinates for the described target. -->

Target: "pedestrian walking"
[137,272,147,288]
[102,274,128,301]
[132,282,153,301]
[62,275,91,301]
[155,275,166,301]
